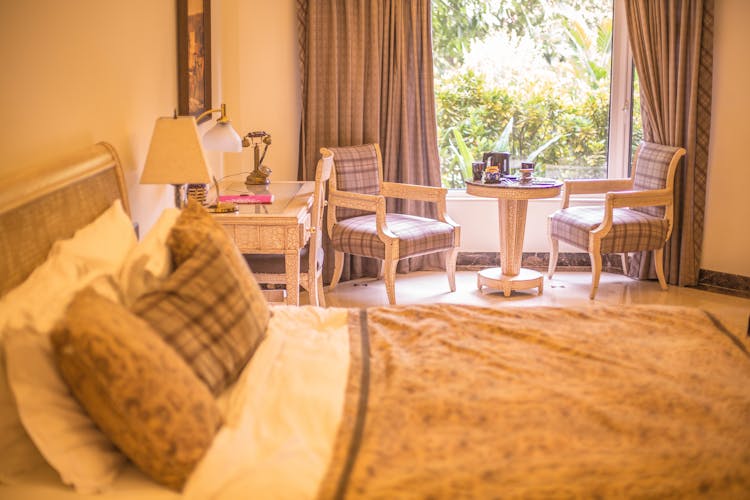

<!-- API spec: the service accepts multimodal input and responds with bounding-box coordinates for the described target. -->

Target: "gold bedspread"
[318,304,750,499]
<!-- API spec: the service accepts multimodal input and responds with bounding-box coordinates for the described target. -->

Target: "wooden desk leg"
[284,251,301,306]
[498,198,528,276]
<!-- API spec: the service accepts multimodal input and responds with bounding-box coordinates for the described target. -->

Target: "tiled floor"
[323,270,750,338]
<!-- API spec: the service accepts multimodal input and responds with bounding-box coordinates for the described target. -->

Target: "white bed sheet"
[0,305,351,500]
[185,305,350,499]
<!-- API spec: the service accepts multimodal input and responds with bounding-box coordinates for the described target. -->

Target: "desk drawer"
[222,222,308,252]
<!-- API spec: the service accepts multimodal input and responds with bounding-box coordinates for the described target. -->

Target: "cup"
[471,161,485,182]
[519,161,534,184]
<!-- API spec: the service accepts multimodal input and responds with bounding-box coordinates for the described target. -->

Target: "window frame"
[606,0,635,180]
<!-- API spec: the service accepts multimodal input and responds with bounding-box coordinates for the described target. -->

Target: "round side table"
[465,179,563,296]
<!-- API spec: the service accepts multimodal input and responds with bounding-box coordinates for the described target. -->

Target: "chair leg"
[589,251,603,300]
[548,237,559,279]
[316,274,326,307]
[376,260,384,280]
[306,274,319,307]
[445,248,458,292]
[653,247,668,291]
[329,250,344,290]
[383,258,398,305]
[621,253,629,275]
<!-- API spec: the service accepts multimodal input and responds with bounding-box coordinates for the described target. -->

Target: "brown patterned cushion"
[549,206,669,253]
[133,236,267,395]
[51,288,222,491]
[331,213,455,260]
[328,144,381,220]
[632,143,683,218]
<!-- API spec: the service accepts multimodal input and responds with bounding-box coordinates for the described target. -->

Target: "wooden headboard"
[0,142,129,297]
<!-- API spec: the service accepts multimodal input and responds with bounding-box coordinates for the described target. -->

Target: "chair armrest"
[591,189,673,239]
[329,190,381,213]
[327,191,397,244]
[606,189,673,209]
[381,181,456,225]
[561,178,633,208]
[381,182,447,203]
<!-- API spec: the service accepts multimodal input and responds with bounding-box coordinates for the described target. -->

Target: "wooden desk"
[211,180,314,306]
[466,179,562,296]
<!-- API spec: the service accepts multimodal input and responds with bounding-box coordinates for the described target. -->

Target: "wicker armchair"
[325,144,460,305]
[548,141,686,299]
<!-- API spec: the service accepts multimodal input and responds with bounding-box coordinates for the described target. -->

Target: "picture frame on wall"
[177,0,211,123]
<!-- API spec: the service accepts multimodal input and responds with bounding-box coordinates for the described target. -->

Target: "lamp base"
[172,184,188,208]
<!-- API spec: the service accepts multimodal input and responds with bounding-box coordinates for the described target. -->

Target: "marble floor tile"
[319,270,750,338]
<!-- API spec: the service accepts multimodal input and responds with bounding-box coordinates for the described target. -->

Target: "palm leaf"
[492,117,514,152]
[451,128,474,180]
[527,134,565,162]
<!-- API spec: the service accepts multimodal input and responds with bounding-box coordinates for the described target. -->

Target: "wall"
[0,0,182,233]
[701,0,750,277]
[218,0,301,182]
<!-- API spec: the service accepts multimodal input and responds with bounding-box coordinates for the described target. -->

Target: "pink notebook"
[219,194,274,204]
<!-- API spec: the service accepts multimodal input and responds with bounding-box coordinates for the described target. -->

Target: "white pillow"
[5,321,126,493]
[0,199,135,491]
[0,198,136,336]
[119,208,180,306]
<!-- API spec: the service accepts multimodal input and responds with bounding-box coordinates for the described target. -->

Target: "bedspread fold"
[318,304,750,499]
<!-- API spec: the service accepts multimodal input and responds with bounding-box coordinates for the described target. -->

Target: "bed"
[1,143,749,499]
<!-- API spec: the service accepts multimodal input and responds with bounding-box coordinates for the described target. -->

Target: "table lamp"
[141,104,243,208]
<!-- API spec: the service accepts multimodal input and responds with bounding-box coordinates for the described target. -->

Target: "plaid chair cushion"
[328,144,381,220]
[332,213,455,260]
[632,143,682,218]
[550,206,669,254]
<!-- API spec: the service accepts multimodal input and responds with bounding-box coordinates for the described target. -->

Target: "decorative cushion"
[331,213,455,260]
[167,200,270,330]
[632,143,682,218]
[328,144,381,220]
[549,206,669,254]
[133,236,268,395]
[51,288,222,491]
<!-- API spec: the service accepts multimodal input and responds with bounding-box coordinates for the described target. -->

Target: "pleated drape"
[297,0,444,283]
[625,0,714,286]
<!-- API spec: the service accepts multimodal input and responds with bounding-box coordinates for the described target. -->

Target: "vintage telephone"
[243,131,272,185]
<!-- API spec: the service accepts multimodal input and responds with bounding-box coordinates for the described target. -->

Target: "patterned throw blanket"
[317,305,750,499]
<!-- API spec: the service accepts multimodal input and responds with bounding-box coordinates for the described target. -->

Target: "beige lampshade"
[140,116,212,185]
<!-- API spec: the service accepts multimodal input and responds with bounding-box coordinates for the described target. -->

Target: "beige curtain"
[297,0,443,283]
[625,0,714,286]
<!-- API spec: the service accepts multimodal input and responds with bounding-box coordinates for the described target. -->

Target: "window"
[432,0,641,188]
